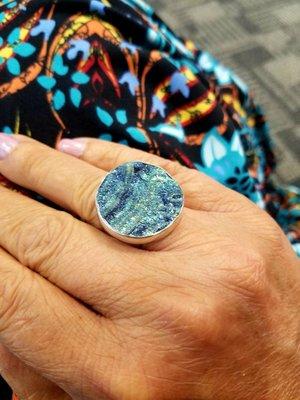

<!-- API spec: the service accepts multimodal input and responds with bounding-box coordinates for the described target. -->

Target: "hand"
[0,134,299,400]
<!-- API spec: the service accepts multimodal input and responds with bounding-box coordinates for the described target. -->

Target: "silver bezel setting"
[95,161,184,245]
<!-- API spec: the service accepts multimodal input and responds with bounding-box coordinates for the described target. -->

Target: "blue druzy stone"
[96,161,184,238]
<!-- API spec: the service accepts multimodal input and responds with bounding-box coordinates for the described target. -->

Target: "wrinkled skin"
[0,134,299,400]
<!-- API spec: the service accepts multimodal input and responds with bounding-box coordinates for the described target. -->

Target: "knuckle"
[73,174,99,225]
[113,145,130,167]
[17,143,49,185]
[206,191,245,212]
[156,158,182,177]
[228,246,270,300]
[99,143,135,170]
[154,289,225,347]
[241,249,268,294]
[168,297,225,351]
[17,211,74,267]
[0,269,31,334]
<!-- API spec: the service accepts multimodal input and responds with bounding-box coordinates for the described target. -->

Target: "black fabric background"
[0,376,12,400]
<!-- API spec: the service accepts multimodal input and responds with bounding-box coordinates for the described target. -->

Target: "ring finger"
[0,132,200,253]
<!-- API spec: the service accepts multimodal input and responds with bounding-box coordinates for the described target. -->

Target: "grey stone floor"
[149,0,300,186]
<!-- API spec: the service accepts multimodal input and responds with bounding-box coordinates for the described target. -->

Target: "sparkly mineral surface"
[96,161,184,238]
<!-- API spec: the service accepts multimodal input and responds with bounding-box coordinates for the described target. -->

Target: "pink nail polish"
[58,139,85,157]
[0,133,18,160]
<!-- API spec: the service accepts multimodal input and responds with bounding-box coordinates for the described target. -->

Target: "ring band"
[95,161,184,244]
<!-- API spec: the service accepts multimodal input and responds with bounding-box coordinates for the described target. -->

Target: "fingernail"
[0,132,18,160]
[58,139,85,157]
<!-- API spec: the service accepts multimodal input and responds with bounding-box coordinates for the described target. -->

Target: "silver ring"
[95,161,184,244]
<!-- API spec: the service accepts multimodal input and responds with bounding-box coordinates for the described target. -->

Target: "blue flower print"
[197,128,263,206]
[119,72,139,95]
[0,27,36,76]
[30,19,56,41]
[170,72,190,98]
[67,39,90,61]
[151,95,166,118]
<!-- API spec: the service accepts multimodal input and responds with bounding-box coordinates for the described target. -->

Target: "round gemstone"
[96,161,184,239]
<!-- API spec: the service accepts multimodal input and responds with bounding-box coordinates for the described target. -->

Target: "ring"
[95,161,184,244]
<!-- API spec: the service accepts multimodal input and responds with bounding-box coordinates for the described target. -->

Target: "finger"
[0,184,209,319]
[0,248,120,399]
[0,184,149,316]
[0,345,70,400]
[58,137,238,212]
[0,133,224,252]
[0,133,107,228]
[0,134,234,231]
